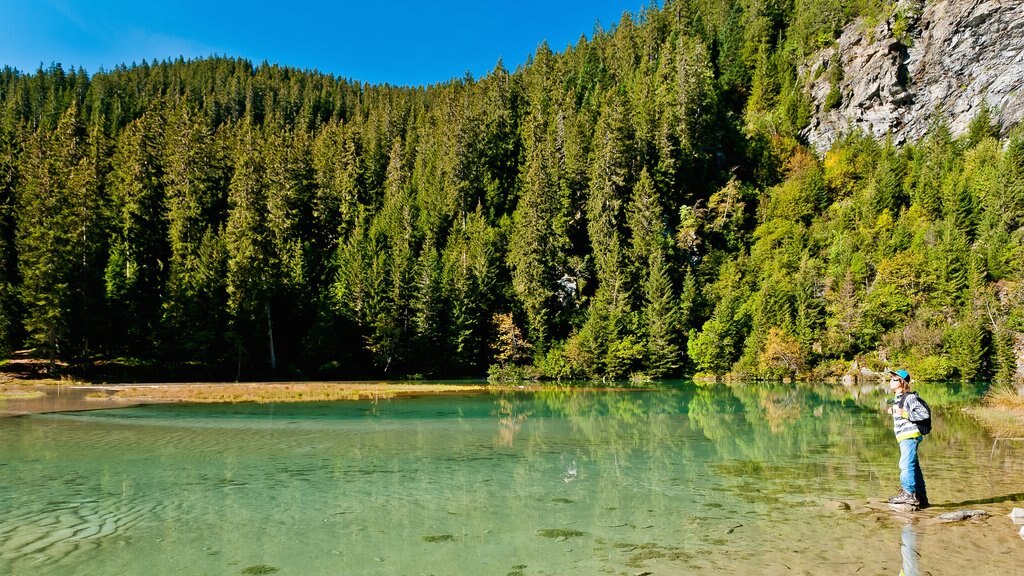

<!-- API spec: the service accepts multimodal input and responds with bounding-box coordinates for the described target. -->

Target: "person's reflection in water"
[898,524,921,576]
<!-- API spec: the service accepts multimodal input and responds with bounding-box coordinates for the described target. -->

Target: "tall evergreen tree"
[225,121,278,372]
[16,101,105,368]
[161,98,228,366]
[579,91,638,375]
[628,169,680,376]
[106,111,167,355]
[509,68,565,349]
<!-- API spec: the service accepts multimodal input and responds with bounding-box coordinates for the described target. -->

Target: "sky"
[0,0,649,86]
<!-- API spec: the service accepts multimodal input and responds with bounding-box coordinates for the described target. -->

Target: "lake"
[1,382,1022,575]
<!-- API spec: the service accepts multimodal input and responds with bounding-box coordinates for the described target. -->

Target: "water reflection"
[494,397,530,447]
[899,523,921,576]
[0,385,140,416]
[2,381,1020,576]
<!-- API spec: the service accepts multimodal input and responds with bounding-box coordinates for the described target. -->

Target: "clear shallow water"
[1,383,1023,575]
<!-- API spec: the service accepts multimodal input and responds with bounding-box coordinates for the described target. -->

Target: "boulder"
[939,509,990,522]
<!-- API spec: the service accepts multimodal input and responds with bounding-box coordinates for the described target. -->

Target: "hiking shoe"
[887,488,910,503]
[888,489,919,506]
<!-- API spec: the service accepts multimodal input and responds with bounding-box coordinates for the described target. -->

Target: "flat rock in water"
[825,501,851,511]
[1019,526,1024,540]
[1010,508,1024,522]
[939,509,989,522]
[888,502,919,513]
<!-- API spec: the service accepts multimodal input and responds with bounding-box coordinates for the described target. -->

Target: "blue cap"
[889,369,910,382]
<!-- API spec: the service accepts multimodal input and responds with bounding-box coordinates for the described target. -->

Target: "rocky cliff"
[803,0,1024,152]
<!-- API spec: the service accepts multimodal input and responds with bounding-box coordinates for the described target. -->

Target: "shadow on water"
[934,492,1024,508]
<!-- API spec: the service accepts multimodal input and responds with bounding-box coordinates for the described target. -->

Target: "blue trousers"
[898,436,927,500]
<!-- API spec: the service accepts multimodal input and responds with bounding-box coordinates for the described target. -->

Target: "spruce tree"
[581,91,637,375]
[225,121,278,372]
[16,101,104,368]
[161,98,228,366]
[105,111,167,355]
[627,169,680,376]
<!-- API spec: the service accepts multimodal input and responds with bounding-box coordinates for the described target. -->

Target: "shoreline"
[0,382,494,416]
[4,379,1023,436]
[81,381,494,403]
[0,381,654,416]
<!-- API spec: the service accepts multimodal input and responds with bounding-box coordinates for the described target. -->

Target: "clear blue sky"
[0,0,649,86]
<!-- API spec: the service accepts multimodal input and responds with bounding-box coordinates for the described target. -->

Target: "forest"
[0,0,1021,382]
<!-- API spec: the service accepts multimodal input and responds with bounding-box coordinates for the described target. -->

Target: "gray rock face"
[803,0,1024,152]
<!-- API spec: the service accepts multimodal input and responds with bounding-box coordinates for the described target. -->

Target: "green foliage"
[944,318,985,381]
[0,3,1021,384]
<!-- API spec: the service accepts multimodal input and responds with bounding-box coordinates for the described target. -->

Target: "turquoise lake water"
[2,383,1023,575]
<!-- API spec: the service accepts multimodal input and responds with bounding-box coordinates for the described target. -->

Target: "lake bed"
[1,383,1022,575]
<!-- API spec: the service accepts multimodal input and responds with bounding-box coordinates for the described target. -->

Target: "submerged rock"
[825,500,852,511]
[537,528,585,538]
[240,566,279,576]
[939,509,990,522]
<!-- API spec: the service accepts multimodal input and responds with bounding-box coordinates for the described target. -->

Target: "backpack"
[898,392,932,435]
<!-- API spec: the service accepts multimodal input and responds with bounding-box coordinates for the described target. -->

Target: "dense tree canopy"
[0,0,1021,381]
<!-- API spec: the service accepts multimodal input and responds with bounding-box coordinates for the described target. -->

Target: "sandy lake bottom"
[2,385,1022,575]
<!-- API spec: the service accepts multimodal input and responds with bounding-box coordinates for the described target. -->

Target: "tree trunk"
[266,303,276,371]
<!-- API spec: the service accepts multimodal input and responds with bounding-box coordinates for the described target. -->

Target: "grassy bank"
[964,385,1024,438]
[86,382,490,404]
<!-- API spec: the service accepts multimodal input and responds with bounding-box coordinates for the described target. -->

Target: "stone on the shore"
[889,502,918,513]
[1019,525,1024,540]
[1010,508,1024,520]
[939,509,989,522]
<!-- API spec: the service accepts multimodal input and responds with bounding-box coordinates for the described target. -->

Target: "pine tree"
[225,121,278,372]
[310,120,362,287]
[16,101,105,368]
[509,111,562,349]
[492,312,532,367]
[643,251,681,376]
[443,206,498,373]
[480,60,523,222]
[161,98,228,366]
[411,237,446,374]
[628,169,680,376]
[580,91,637,375]
[105,111,167,355]
[872,138,905,216]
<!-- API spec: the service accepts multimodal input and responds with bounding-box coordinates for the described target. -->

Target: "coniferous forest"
[0,0,1022,382]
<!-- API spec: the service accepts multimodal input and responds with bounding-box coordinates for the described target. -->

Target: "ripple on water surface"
[1,387,1023,575]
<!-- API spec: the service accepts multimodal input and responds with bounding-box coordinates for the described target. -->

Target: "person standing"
[886,369,930,509]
